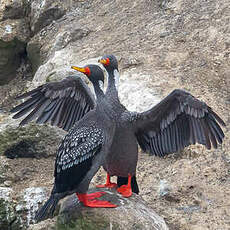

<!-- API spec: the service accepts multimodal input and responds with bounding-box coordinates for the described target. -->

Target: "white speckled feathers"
[55,125,103,173]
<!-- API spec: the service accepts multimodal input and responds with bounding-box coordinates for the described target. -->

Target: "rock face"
[0,0,30,85]
[0,123,63,159]
[0,187,22,230]
[0,0,229,229]
[29,188,169,230]
[16,187,49,226]
[0,0,27,21]
[0,19,29,85]
[29,0,67,35]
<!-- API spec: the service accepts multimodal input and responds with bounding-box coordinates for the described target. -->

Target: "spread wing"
[135,89,225,157]
[54,125,104,193]
[11,76,95,131]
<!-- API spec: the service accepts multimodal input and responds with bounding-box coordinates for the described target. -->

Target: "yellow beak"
[71,66,86,73]
[98,59,107,65]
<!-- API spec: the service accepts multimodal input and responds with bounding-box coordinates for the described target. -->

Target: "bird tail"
[35,195,60,222]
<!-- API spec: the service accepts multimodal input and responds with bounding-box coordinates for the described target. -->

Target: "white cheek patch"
[113,69,120,90]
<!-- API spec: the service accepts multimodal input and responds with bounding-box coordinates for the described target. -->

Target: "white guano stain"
[119,69,160,112]
[4,25,12,34]
[23,187,48,225]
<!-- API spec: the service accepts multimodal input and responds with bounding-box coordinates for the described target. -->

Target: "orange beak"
[71,66,87,73]
[71,66,91,76]
[98,58,110,66]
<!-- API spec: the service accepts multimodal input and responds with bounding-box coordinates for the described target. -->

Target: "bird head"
[98,54,118,72]
[71,64,104,86]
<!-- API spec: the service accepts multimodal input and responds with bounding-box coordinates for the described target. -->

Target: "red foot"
[117,185,132,197]
[76,193,117,208]
[80,191,106,200]
[96,182,117,188]
[96,173,117,188]
[117,174,132,198]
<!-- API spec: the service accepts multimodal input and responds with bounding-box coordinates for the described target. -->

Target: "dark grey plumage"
[11,55,226,200]
[135,89,225,155]
[11,76,95,131]
[33,65,116,222]
[98,54,225,195]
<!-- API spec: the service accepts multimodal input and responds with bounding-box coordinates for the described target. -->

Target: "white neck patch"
[113,69,120,90]
[99,80,104,92]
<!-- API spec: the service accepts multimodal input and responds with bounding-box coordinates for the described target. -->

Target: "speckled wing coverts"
[54,124,104,193]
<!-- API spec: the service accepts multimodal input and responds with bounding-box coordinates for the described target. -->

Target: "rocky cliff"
[0,0,229,229]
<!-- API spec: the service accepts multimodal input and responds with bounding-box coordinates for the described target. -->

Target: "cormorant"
[11,55,226,199]
[97,54,225,197]
[33,64,117,222]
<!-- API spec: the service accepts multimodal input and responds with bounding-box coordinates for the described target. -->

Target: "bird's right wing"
[11,76,96,131]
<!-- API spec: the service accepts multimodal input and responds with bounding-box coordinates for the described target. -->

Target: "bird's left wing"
[134,89,225,157]
[54,125,104,193]
[11,76,96,131]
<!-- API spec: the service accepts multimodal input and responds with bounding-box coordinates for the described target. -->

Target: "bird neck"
[93,81,105,101]
[106,69,119,95]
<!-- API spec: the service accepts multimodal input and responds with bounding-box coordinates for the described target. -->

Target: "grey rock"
[0,19,30,85]
[16,187,49,226]
[158,180,171,197]
[32,188,168,230]
[29,0,67,35]
[0,187,22,230]
[28,218,56,230]
[0,0,28,21]
[0,156,8,184]
[3,180,12,187]
[0,123,63,159]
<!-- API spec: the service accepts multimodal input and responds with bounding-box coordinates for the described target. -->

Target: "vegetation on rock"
[0,124,62,158]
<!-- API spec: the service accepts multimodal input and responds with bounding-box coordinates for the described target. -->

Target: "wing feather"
[11,76,96,131]
[54,125,104,193]
[135,89,225,156]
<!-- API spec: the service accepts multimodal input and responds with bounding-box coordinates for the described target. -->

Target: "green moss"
[0,198,22,230]
[56,214,121,230]
[0,123,61,158]
[0,163,7,183]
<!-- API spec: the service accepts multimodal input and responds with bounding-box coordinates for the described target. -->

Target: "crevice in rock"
[0,41,33,111]
[0,38,26,85]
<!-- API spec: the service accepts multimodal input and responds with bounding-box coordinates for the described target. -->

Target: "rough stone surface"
[0,0,28,21]
[29,0,68,35]
[0,18,30,85]
[30,188,168,230]
[0,156,8,184]
[0,187,22,230]
[0,0,230,229]
[0,123,63,158]
[16,187,49,226]
[27,218,56,230]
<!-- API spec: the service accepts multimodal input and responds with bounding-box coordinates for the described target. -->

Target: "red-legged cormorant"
[33,65,117,222]
[97,54,225,198]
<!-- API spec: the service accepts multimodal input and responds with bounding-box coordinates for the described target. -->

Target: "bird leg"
[76,193,117,208]
[116,174,132,197]
[96,173,117,188]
